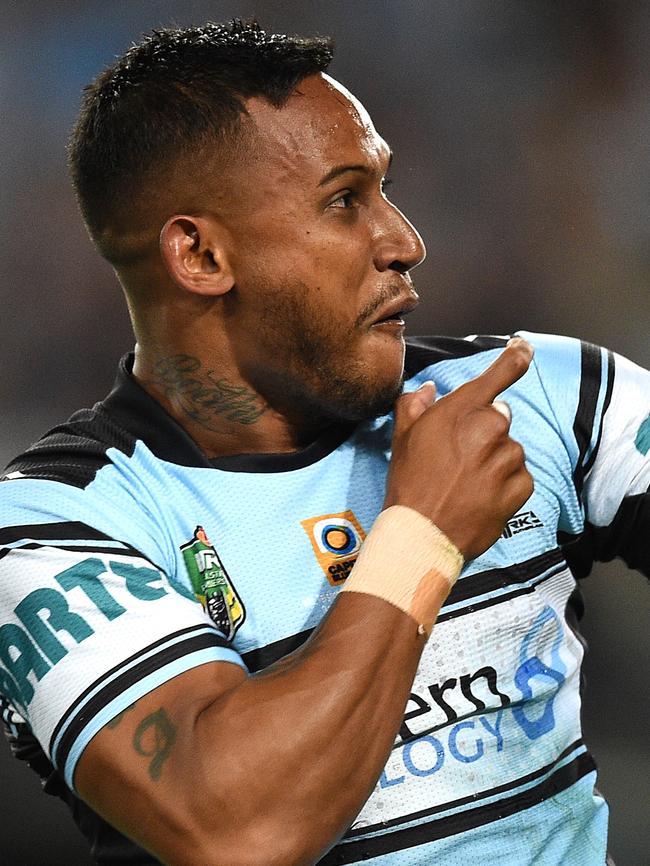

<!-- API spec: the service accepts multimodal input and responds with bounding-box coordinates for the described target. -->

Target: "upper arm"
[76,660,247,866]
[578,349,650,574]
[524,331,650,575]
[0,512,248,863]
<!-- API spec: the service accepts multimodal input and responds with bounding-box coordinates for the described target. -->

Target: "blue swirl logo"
[512,606,566,740]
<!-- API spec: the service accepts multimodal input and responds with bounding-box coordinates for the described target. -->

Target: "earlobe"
[159,215,235,296]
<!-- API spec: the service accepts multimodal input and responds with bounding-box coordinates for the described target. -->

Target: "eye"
[329,191,356,209]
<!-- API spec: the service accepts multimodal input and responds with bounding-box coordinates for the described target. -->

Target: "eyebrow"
[318,149,393,187]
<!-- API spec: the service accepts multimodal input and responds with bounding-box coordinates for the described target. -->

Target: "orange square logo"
[301,511,366,586]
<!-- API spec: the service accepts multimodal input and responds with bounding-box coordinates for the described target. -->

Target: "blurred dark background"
[1,1,649,864]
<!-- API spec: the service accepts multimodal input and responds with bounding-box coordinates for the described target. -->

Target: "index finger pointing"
[463,337,534,404]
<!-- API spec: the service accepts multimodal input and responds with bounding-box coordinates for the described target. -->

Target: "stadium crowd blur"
[1,2,649,864]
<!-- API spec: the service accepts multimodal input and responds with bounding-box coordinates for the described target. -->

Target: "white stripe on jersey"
[585,351,650,525]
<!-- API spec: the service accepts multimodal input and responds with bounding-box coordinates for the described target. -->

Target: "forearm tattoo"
[151,355,266,429]
[133,708,177,782]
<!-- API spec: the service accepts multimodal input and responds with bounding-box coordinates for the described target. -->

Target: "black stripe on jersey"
[243,550,568,673]
[437,562,567,624]
[573,342,603,498]
[243,628,314,673]
[50,624,230,769]
[560,490,650,580]
[582,349,615,479]
[345,737,584,839]
[403,335,509,380]
[444,548,563,607]
[0,542,147,562]
[0,521,163,569]
[2,402,137,490]
[319,751,595,864]
[0,520,114,545]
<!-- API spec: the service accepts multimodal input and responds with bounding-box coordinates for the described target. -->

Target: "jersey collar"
[102,353,356,473]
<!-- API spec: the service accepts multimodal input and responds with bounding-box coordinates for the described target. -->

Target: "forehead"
[245,73,389,184]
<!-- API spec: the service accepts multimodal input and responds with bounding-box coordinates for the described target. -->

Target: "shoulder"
[0,357,173,572]
[3,402,136,490]
[404,331,586,379]
[404,334,509,378]
[404,331,595,393]
[0,390,159,561]
[404,332,584,402]
[404,332,602,472]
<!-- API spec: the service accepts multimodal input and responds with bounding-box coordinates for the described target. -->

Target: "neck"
[132,345,329,459]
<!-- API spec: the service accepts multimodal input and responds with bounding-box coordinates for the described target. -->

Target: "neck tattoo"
[149,354,266,430]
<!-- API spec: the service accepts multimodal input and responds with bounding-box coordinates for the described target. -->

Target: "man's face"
[221,73,426,425]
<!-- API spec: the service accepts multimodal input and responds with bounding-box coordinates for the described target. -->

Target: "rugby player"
[1,20,647,866]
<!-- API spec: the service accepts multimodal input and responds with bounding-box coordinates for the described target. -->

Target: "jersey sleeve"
[522,330,650,578]
[0,482,246,792]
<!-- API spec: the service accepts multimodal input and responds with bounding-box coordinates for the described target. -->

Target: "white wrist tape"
[341,505,463,635]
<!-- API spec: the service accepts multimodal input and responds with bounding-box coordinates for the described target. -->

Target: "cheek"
[234,217,371,322]
[238,232,316,289]
[306,244,372,315]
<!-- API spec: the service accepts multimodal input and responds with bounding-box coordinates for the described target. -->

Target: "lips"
[370,294,419,327]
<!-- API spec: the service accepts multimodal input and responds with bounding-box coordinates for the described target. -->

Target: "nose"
[373,201,426,274]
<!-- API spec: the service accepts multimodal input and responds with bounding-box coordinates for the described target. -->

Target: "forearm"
[193,592,437,865]
[80,594,434,866]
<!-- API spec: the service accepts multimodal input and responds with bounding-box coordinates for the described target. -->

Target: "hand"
[384,338,535,560]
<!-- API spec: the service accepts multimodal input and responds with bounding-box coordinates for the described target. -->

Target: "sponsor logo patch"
[180,526,245,640]
[501,510,543,539]
[301,511,366,586]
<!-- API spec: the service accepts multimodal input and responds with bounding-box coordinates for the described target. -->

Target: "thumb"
[393,380,437,438]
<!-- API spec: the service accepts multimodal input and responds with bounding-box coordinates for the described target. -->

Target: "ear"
[159,215,235,296]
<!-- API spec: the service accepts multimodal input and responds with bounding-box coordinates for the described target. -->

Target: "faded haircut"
[68,19,333,260]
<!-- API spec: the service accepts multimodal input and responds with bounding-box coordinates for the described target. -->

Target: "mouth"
[369,295,419,329]
[371,316,406,331]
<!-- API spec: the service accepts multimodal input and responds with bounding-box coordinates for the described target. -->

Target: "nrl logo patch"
[301,511,366,586]
[180,526,245,640]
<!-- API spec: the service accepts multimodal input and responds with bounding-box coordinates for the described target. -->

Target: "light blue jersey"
[1,332,648,865]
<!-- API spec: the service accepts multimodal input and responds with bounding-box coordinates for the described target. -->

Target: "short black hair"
[68,19,334,258]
